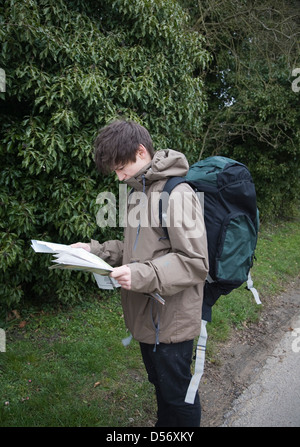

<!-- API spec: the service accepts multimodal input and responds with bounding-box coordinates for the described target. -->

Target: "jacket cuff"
[89,239,102,256]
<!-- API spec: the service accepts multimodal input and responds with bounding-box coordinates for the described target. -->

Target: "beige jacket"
[90,149,209,344]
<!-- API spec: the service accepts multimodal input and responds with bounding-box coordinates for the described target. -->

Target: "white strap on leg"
[185,319,207,404]
[246,272,261,305]
[122,333,133,346]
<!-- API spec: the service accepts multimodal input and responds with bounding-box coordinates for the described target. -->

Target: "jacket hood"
[125,149,189,190]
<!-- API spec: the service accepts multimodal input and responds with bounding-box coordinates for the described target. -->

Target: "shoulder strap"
[159,177,187,238]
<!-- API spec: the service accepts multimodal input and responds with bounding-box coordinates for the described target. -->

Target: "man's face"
[114,145,152,181]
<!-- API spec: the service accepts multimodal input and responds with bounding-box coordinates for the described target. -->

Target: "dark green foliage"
[182,0,300,220]
[1,0,299,310]
[0,0,209,308]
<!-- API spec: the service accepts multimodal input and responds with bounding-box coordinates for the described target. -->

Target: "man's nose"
[115,170,125,181]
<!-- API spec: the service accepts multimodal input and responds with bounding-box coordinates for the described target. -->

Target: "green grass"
[0,296,156,427]
[1,216,299,427]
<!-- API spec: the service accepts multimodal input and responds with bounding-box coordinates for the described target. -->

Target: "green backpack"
[159,156,261,403]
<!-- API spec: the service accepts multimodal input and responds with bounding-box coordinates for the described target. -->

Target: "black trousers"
[140,339,201,427]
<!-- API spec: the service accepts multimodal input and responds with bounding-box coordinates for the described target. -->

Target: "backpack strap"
[185,319,208,404]
[246,272,261,304]
[159,177,188,238]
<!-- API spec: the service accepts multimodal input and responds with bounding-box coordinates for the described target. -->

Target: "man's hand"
[110,265,131,290]
[70,242,91,252]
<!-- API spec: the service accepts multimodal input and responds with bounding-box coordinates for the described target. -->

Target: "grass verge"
[0,295,156,427]
[0,217,299,427]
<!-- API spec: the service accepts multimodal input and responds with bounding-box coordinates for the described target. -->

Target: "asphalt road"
[222,313,300,427]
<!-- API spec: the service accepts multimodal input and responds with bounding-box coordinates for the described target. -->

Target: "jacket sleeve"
[89,239,124,267]
[129,184,209,296]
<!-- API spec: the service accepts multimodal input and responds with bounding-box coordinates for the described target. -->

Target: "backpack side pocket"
[215,213,257,285]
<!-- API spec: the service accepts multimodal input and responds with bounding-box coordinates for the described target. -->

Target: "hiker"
[72,119,209,427]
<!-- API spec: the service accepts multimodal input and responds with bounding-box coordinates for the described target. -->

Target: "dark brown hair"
[94,119,154,173]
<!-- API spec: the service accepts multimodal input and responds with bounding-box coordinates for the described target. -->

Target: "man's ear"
[137,144,148,159]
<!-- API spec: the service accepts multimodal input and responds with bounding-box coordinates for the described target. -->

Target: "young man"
[72,119,209,427]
